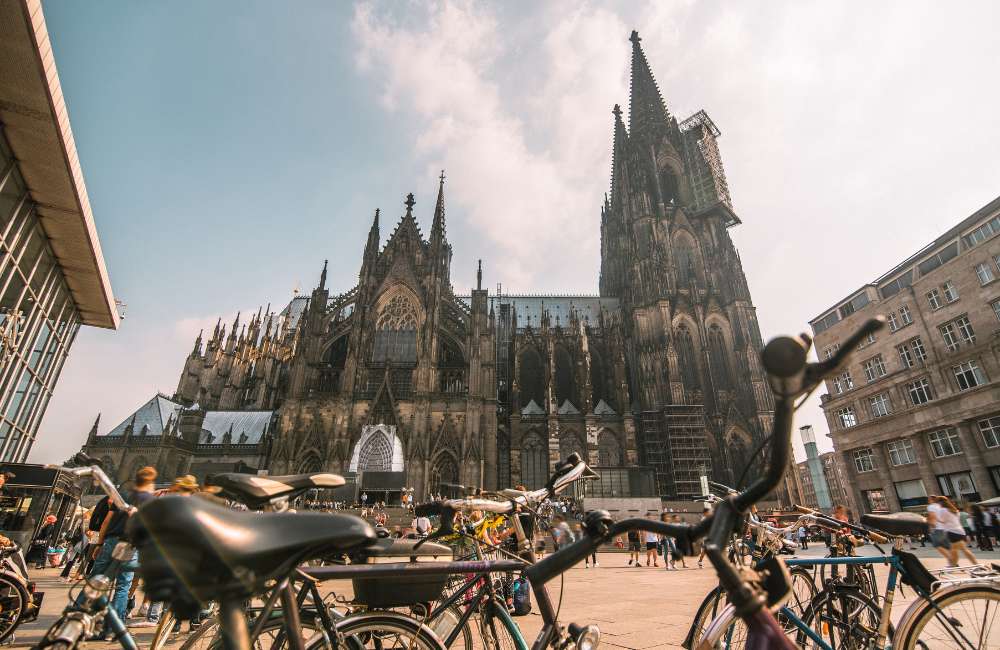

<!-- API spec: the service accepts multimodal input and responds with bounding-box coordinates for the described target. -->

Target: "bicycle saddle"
[207,472,345,508]
[861,512,928,537]
[128,495,375,616]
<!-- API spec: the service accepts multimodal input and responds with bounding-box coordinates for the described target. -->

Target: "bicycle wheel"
[797,587,885,649]
[150,609,177,650]
[478,600,526,650]
[187,610,329,650]
[427,602,472,650]
[896,585,1000,650]
[306,612,446,650]
[785,568,816,619]
[0,572,29,643]
[684,587,726,649]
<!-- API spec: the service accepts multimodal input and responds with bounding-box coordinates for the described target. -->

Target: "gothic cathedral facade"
[81,32,774,501]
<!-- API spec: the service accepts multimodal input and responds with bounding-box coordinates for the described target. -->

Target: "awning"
[0,0,118,328]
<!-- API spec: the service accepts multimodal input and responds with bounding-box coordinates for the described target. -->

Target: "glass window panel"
[28,249,53,296]
[15,225,43,279]
[27,322,51,372]
[3,372,29,421]
[0,166,25,236]
[16,380,40,428]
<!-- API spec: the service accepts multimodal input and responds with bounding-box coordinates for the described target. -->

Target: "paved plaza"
[11,545,1000,649]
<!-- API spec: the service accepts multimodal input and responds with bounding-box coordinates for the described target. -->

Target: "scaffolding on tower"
[639,404,712,499]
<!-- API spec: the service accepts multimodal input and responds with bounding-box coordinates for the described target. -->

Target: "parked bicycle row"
[19,317,1000,650]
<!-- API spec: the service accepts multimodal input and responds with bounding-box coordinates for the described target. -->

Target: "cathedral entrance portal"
[429,452,459,498]
[350,424,405,504]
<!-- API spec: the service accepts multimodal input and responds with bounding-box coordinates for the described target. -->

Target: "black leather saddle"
[128,495,375,616]
[861,512,928,537]
[208,472,345,509]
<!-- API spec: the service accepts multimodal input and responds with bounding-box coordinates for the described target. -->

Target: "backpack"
[511,576,532,616]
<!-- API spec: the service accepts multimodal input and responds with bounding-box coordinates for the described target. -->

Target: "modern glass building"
[0,0,119,461]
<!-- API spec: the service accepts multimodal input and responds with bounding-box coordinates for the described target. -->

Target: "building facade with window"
[0,1,118,462]
[811,195,1000,513]
[79,32,778,503]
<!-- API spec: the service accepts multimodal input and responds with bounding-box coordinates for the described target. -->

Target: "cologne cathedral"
[81,32,774,502]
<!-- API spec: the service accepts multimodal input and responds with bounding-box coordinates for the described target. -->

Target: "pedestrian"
[927,495,977,567]
[626,528,641,567]
[671,515,688,568]
[551,516,572,551]
[696,507,711,568]
[89,466,158,641]
[959,505,974,541]
[28,514,57,569]
[412,512,432,537]
[798,524,809,550]
[644,528,660,567]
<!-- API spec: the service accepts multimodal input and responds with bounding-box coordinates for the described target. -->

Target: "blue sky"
[31,0,1000,464]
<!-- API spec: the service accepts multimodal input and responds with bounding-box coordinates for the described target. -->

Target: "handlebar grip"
[794,505,814,514]
[867,530,889,544]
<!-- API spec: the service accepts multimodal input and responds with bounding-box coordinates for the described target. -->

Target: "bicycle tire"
[305,612,446,650]
[150,610,176,650]
[428,602,473,650]
[180,610,327,650]
[684,586,726,649]
[0,571,29,643]
[797,586,885,649]
[896,585,1000,650]
[478,600,526,650]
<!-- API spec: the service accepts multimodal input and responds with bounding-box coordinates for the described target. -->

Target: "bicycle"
[697,512,1000,649]
[0,539,43,643]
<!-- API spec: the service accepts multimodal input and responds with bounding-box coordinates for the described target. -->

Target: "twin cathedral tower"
[82,32,774,501]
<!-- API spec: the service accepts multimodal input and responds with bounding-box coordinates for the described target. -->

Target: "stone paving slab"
[10,546,1000,649]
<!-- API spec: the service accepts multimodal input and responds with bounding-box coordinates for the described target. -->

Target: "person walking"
[89,466,158,640]
[696,507,711,568]
[670,515,688,568]
[798,524,809,550]
[927,495,977,567]
[644,529,660,567]
[971,504,993,551]
[626,529,641,567]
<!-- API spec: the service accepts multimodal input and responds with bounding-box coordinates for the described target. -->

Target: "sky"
[29,0,1000,465]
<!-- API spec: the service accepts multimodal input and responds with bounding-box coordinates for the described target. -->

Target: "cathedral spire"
[431,171,446,246]
[610,103,629,193]
[193,329,203,356]
[88,413,101,439]
[364,208,380,261]
[319,259,328,291]
[627,30,670,138]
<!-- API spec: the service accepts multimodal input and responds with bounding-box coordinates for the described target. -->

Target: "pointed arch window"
[708,324,733,390]
[597,430,622,466]
[676,240,697,286]
[373,294,418,365]
[518,347,545,408]
[675,324,701,391]
[554,346,577,407]
[358,431,392,472]
[589,347,609,409]
[558,430,586,463]
[520,430,548,490]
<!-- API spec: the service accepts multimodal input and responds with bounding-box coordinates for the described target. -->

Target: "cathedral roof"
[557,400,581,415]
[484,295,620,328]
[199,410,273,445]
[101,394,184,437]
[593,399,617,416]
[520,400,545,416]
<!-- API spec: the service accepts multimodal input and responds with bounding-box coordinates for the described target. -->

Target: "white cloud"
[351,1,630,291]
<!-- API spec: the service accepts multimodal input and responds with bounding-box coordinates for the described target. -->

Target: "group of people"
[621,513,695,569]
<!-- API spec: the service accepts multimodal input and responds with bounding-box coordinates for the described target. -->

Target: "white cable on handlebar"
[48,464,133,513]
